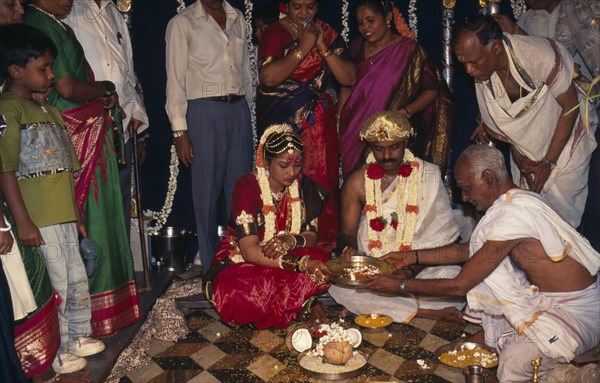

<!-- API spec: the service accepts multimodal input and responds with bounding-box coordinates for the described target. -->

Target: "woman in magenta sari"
[257,0,356,243]
[203,125,331,329]
[338,0,452,177]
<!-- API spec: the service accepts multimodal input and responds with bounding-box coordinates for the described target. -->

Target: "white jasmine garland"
[256,125,303,242]
[142,145,179,235]
[510,0,527,19]
[341,0,350,43]
[176,0,185,13]
[408,0,418,39]
[363,149,420,257]
[244,0,258,149]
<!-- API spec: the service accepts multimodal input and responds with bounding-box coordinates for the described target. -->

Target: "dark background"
[129,0,598,252]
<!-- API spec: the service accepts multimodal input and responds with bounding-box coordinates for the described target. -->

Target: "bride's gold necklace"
[29,4,67,32]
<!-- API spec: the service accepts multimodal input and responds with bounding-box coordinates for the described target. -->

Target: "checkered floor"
[118,303,490,383]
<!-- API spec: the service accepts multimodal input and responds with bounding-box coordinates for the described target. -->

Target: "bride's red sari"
[203,174,330,329]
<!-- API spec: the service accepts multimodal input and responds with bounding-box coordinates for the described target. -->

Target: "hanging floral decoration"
[341,0,350,43]
[255,125,303,242]
[407,0,418,40]
[390,1,415,40]
[138,145,180,235]
[175,0,185,13]
[363,149,420,257]
[244,0,258,149]
[510,0,527,20]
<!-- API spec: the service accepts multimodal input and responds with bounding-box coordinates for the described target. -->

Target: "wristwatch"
[541,157,556,170]
[399,279,406,293]
[172,131,187,139]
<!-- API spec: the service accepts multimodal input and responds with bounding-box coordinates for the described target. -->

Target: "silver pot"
[463,365,489,383]
[149,227,192,273]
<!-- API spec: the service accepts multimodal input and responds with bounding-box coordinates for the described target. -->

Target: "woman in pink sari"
[257,0,356,243]
[203,125,331,329]
[338,0,453,177]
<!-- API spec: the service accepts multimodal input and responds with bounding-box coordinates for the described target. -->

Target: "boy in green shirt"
[0,24,104,375]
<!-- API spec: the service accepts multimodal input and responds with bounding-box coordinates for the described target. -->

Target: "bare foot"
[417,307,465,323]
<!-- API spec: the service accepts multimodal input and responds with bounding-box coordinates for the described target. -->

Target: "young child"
[0,24,104,375]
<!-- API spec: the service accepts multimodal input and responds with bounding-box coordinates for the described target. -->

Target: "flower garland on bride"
[363,149,421,258]
[255,124,303,242]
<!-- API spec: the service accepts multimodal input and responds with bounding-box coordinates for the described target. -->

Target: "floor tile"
[177,330,210,344]
[247,354,286,381]
[125,361,164,383]
[187,371,221,383]
[409,318,437,333]
[419,333,450,354]
[147,370,202,383]
[385,345,435,360]
[208,353,254,370]
[190,343,226,370]
[146,339,175,358]
[369,349,406,375]
[363,329,395,348]
[429,321,465,342]
[186,310,220,331]
[153,356,202,371]
[250,330,285,353]
[198,321,232,343]
[156,343,206,357]
[208,369,264,383]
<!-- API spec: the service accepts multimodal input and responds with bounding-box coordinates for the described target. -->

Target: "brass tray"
[326,255,394,287]
[435,342,499,369]
[298,351,368,380]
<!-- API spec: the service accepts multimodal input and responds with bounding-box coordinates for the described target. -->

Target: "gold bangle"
[288,235,297,250]
[293,48,304,61]
[296,234,306,248]
[319,48,333,58]
[298,256,310,272]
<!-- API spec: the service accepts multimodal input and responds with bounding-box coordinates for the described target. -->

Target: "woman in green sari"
[24,0,140,337]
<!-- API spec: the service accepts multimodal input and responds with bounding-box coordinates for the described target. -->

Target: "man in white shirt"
[165,0,253,273]
[65,0,149,235]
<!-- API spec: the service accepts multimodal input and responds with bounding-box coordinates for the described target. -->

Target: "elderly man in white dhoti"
[365,145,600,382]
[454,14,597,228]
[330,111,465,323]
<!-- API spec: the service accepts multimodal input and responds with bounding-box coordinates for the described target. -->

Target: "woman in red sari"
[203,125,331,329]
[338,0,453,178]
[257,0,356,243]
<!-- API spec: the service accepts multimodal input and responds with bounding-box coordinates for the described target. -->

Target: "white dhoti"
[0,231,37,320]
[331,159,465,323]
[476,34,597,228]
[329,264,464,323]
[466,189,600,381]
